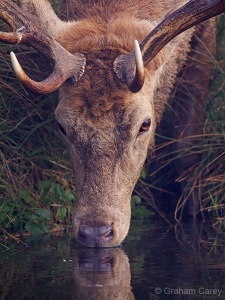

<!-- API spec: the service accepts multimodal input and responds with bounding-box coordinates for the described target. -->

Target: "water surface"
[1,221,225,299]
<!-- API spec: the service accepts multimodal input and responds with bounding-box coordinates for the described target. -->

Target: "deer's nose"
[78,225,113,247]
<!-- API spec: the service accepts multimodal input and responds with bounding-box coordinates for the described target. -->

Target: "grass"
[0,5,225,239]
[137,15,225,223]
[0,42,76,237]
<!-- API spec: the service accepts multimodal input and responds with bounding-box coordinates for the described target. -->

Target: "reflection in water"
[72,248,134,299]
[0,221,225,300]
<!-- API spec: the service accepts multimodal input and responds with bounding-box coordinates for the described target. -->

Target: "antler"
[0,0,86,94]
[114,0,225,93]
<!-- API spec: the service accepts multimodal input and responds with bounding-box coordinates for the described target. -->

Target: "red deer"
[0,0,224,247]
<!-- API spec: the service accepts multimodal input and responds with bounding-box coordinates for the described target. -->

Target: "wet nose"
[78,225,113,247]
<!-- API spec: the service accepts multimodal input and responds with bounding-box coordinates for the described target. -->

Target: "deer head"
[0,0,224,247]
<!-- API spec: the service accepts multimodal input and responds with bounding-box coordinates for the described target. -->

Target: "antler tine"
[10,51,85,94]
[113,40,145,93]
[114,0,225,93]
[0,0,86,94]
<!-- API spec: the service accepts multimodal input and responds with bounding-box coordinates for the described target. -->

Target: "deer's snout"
[78,225,114,247]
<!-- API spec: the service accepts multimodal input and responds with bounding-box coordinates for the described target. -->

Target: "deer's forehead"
[59,53,131,117]
[59,81,153,125]
[59,82,131,120]
[56,87,152,141]
[58,90,137,125]
[57,49,153,123]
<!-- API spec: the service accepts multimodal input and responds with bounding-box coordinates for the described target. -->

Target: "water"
[1,221,225,299]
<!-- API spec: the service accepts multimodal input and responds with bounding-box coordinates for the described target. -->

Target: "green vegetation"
[0,42,76,238]
[1,181,75,236]
[0,6,224,240]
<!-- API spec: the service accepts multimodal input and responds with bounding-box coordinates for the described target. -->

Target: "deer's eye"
[138,118,151,135]
[57,122,66,136]
[66,76,76,85]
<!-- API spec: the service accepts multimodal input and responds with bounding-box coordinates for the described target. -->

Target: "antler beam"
[114,0,225,93]
[140,0,225,66]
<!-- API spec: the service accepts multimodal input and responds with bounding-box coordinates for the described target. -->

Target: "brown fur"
[14,0,216,246]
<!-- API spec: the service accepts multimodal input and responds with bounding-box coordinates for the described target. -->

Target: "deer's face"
[55,52,156,247]
[2,0,223,248]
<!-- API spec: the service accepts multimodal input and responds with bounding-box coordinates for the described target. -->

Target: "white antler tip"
[133,40,144,71]
[10,51,23,77]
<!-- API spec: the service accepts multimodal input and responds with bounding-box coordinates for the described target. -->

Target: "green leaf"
[35,208,52,220]
[25,222,44,235]
[62,190,75,202]
[132,206,155,220]
[140,167,147,179]
[0,212,7,224]
[131,195,141,206]
[40,197,52,206]
[13,218,23,232]
[30,214,38,221]
[57,206,67,220]
[51,183,61,202]
[38,181,51,193]
[18,189,31,203]
[3,203,14,216]
[41,224,51,233]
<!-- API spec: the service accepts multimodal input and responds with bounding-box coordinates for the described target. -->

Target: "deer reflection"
[72,247,135,300]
